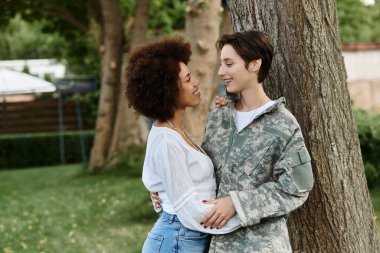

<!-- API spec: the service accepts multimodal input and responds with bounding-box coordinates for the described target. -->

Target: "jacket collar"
[258,97,286,116]
[226,96,285,120]
[224,97,286,128]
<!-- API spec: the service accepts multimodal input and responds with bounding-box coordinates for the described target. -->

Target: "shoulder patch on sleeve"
[290,149,311,166]
[290,149,313,191]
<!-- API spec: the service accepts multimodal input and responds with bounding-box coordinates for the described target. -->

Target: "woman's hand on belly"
[200,196,236,229]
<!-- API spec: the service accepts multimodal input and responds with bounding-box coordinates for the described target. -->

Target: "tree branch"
[32,0,89,32]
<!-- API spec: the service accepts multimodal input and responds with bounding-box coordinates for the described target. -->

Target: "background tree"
[226,0,380,252]
[0,0,189,172]
[184,0,222,142]
[88,0,123,171]
[107,0,151,164]
[208,2,233,108]
[0,0,141,172]
[106,0,189,166]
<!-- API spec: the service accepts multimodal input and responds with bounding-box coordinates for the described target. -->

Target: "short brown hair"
[216,30,274,83]
[126,36,191,121]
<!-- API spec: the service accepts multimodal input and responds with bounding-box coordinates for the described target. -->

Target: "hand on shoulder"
[214,96,228,108]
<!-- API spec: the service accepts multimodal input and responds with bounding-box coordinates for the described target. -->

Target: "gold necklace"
[166,120,206,155]
[248,94,267,120]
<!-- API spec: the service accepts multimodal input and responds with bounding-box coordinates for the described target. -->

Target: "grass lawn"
[0,164,157,253]
[1,164,379,253]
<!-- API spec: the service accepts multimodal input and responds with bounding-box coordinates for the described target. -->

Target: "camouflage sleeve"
[229,127,314,227]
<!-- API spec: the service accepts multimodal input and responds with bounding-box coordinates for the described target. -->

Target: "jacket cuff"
[229,191,260,227]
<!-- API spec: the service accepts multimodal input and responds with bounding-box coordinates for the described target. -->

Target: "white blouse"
[142,125,241,234]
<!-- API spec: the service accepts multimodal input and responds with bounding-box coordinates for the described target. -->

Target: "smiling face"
[218,44,260,94]
[177,62,201,108]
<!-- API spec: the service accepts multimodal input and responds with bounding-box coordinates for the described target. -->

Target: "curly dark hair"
[126,36,191,121]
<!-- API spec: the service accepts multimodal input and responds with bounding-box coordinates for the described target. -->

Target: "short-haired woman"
[200,30,314,252]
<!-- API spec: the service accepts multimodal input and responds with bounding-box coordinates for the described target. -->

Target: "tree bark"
[208,5,234,108]
[226,0,380,252]
[107,0,150,164]
[88,0,123,172]
[184,0,222,143]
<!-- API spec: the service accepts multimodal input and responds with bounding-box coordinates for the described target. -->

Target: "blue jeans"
[142,212,211,253]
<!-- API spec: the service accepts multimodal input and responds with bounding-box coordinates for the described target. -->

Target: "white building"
[342,42,380,111]
[0,59,66,80]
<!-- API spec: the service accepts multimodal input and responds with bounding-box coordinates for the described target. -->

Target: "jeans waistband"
[161,211,180,223]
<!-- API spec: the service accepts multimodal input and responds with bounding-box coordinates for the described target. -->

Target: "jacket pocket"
[240,139,275,177]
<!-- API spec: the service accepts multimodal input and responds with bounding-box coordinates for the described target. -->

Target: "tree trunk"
[184,0,222,143]
[226,0,380,252]
[208,5,234,108]
[107,0,150,164]
[88,0,104,46]
[88,0,123,172]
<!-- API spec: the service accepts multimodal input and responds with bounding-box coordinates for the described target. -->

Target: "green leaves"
[149,0,186,35]
[0,15,65,60]
[354,108,380,188]
[337,0,380,42]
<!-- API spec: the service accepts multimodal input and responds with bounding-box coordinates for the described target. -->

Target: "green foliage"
[61,32,100,77]
[0,164,156,253]
[337,0,380,42]
[354,108,380,188]
[119,0,137,18]
[0,131,94,169]
[0,0,188,75]
[16,0,88,36]
[0,15,65,60]
[369,186,380,234]
[371,0,380,40]
[149,0,186,35]
[0,15,100,77]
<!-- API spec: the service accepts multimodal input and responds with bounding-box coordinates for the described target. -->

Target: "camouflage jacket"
[202,97,314,253]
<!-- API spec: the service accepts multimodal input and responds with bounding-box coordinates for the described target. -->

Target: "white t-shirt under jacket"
[142,125,241,234]
[235,101,275,132]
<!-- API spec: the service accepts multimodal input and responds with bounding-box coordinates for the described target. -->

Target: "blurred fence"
[0,98,91,134]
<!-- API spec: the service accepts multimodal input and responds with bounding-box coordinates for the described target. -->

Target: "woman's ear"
[249,59,262,72]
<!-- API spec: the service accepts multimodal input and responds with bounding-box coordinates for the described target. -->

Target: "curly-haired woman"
[126,36,241,253]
